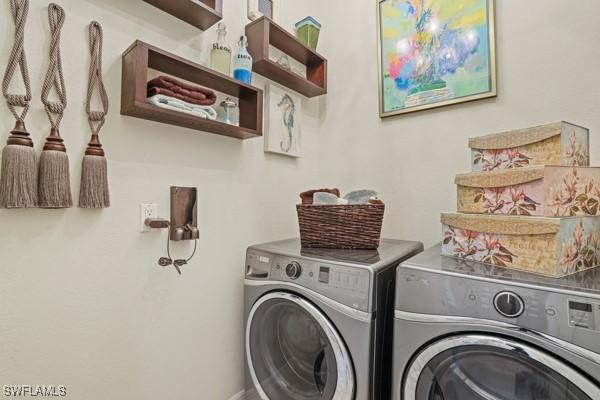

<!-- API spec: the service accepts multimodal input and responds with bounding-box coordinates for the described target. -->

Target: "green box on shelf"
[295,16,321,51]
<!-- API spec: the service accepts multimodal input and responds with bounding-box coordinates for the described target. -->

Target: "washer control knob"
[494,291,524,318]
[285,262,302,280]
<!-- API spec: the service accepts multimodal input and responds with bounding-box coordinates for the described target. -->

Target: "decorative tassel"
[79,134,109,208]
[79,21,110,209]
[0,121,37,208]
[1,0,37,209]
[38,4,71,209]
[38,129,72,208]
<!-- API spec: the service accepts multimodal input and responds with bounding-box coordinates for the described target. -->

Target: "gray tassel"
[79,153,109,209]
[1,1,37,209]
[80,22,109,209]
[38,5,71,209]
[38,147,72,209]
[0,122,38,209]
[0,144,38,208]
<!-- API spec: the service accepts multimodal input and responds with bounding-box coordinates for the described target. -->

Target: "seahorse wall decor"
[278,93,295,153]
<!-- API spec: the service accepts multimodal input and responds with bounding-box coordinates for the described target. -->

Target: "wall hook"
[144,187,199,274]
[170,187,199,241]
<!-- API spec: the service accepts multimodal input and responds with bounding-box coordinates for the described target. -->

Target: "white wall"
[1,0,599,399]
[0,1,328,399]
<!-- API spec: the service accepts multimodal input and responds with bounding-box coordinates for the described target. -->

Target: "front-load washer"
[244,238,423,400]
[393,245,600,400]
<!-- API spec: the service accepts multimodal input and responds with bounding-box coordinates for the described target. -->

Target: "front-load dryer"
[393,245,600,400]
[244,238,423,400]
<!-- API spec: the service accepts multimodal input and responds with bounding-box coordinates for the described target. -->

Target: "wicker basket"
[297,204,385,249]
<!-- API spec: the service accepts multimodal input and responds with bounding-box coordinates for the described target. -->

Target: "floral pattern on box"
[442,214,600,277]
[470,123,589,172]
[442,226,517,267]
[473,182,543,216]
[546,168,600,217]
[562,130,589,167]
[558,218,600,275]
[472,148,531,172]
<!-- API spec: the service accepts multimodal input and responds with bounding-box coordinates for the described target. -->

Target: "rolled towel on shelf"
[148,94,218,120]
[147,75,217,106]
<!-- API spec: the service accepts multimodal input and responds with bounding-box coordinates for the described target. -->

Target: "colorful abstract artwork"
[377,0,496,116]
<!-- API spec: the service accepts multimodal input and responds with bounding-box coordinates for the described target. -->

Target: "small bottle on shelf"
[218,97,239,126]
[210,22,232,76]
[233,36,253,85]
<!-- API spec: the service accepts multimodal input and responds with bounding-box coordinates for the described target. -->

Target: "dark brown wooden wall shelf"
[142,0,223,31]
[246,17,327,98]
[121,41,263,140]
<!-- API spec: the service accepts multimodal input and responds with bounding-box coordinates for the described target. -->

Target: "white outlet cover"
[140,203,159,232]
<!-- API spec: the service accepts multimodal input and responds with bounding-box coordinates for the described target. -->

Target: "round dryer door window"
[246,292,354,400]
[403,335,600,400]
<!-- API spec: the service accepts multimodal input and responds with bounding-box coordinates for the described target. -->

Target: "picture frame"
[264,83,302,158]
[377,0,497,117]
[248,0,279,22]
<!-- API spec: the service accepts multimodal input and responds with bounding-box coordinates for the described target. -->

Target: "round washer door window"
[403,335,600,400]
[246,292,354,400]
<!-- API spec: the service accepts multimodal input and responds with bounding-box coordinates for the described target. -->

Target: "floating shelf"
[142,0,222,31]
[246,17,327,98]
[121,41,263,140]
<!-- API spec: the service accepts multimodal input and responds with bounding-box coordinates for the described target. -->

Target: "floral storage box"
[470,121,589,172]
[456,166,600,217]
[441,213,600,277]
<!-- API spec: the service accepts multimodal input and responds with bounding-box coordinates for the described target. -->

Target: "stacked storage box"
[441,121,600,277]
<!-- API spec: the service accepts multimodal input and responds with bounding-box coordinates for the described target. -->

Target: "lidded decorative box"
[470,121,589,172]
[441,213,600,277]
[456,166,600,217]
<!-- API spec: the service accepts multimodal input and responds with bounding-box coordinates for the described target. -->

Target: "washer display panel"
[247,292,354,400]
[404,335,599,400]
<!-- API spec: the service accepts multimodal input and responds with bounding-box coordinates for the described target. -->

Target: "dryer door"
[403,334,600,400]
[246,291,355,400]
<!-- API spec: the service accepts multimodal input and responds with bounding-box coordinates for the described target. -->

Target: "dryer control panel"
[245,250,372,312]
[396,267,600,353]
[569,300,600,332]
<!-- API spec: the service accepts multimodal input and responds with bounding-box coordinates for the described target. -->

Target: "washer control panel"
[569,300,600,332]
[494,291,525,318]
[245,250,372,312]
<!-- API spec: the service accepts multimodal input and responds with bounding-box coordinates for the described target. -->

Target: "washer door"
[246,292,354,400]
[404,334,600,400]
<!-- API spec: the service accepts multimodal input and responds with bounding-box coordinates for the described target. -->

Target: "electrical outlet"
[140,203,159,232]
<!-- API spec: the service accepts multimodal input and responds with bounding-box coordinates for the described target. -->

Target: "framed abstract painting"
[377,0,496,117]
[264,83,302,158]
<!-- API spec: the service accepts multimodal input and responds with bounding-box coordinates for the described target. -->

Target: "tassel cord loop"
[86,21,109,137]
[2,0,32,123]
[79,20,110,209]
[41,3,67,130]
